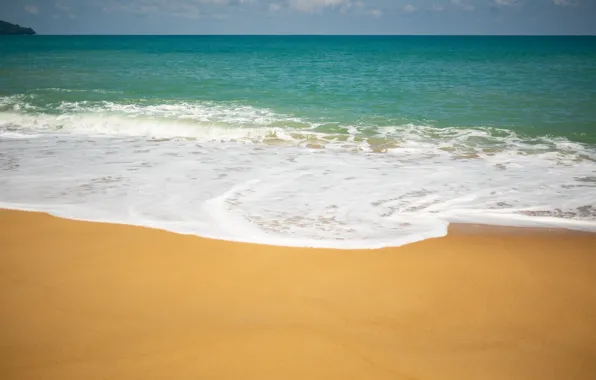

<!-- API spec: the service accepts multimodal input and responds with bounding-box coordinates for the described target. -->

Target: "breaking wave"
[1,95,595,248]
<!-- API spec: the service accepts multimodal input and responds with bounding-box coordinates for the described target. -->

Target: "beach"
[2,208,596,380]
[2,35,596,380]
[3,36,596,250]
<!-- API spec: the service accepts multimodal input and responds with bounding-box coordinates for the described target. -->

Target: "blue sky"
[2,0,595,35]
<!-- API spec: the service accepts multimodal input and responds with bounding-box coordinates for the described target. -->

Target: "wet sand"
[1,209,596,380]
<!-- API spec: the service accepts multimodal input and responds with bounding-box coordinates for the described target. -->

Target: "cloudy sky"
[2,0,595,35]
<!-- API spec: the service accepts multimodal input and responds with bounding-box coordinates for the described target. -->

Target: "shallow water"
[1,36,595,248]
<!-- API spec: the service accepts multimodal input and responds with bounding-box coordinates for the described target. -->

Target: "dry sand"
[1,209,596,380]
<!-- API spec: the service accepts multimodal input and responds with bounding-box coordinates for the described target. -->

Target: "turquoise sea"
[1,36,595,247]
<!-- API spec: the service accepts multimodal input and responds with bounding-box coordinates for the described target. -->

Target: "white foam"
[1,124,595,249]
[0,112,295,143]
[38,88,124,94]
[2,108,595,162]
[1,98,596,248]
[54,100,302,125]
[0,130,41,139]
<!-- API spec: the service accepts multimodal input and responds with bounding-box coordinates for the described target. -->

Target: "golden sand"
[1,209,596,380]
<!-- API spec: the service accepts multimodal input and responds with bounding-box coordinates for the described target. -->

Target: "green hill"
[0,20,36,35]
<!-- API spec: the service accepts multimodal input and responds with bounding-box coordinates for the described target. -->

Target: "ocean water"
[1,35,595,248]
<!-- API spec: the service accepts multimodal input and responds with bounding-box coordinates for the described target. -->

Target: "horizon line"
[17,33,596,37]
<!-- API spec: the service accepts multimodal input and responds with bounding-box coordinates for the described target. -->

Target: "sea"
[1,35,595,248]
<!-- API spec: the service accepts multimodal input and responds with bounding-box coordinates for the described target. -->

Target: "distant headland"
[0,20,36,35]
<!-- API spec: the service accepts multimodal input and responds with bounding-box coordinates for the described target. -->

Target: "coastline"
[2,208,596,379]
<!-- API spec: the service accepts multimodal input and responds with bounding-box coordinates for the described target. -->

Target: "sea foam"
[1,105,596,248]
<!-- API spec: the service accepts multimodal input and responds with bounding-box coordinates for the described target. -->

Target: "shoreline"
[1,205,595,249]
[2,208,596,380]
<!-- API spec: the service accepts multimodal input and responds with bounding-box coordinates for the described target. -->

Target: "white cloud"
[428,4,445,11]
[99,0,262,19]
[493,0,518,6]
[94,0,400,19]
[553,0,579,6]
[402,4,416,13]
[366,8,383,17]
[451,0,474,11]
[55,2,70,12]
[336,0,382,16]
[100,0,209,19]
[289,0,349,12]
[24,5,40,14]
[55,1,77,18]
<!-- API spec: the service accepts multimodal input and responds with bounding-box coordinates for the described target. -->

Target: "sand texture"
[1,209,596,380]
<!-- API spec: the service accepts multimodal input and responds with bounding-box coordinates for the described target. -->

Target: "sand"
[1,209,596,380]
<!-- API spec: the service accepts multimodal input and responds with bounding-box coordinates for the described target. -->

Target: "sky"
[2,0,595,35]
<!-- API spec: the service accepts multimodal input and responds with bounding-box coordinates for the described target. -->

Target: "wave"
[1,130,595,248]
[36,88,124,94]
[2,97,596,248]
[0,108,594,164]
[0,129,41,139]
